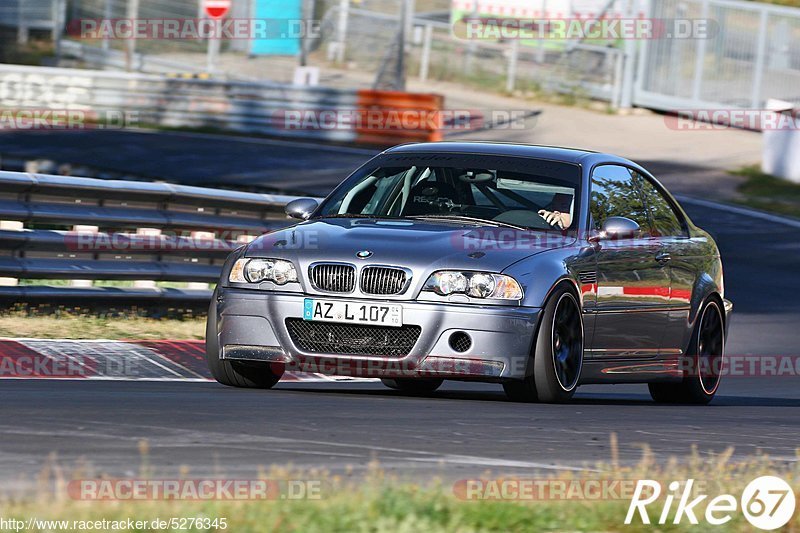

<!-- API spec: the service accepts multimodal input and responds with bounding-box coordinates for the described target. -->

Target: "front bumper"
[215,288,540,380]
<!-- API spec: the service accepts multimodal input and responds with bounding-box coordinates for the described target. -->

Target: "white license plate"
[303,299,403,327]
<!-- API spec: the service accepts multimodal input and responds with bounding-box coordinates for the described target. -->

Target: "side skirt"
[578,355,685,385]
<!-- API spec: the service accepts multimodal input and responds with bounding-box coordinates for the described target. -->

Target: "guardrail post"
[71,225,98,287]
[133,228,161,289]
[0,221,23,286]
[187,231,214,290]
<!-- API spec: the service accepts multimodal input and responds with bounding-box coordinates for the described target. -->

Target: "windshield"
[316,154,582,231]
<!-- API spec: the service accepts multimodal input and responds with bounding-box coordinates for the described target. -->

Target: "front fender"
[502,248,586,308]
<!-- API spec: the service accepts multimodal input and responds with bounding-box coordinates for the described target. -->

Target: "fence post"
[691,0,710,103]
[102,0,112,52]
[611,50,624,109]
[52,0,66,63]
[618,0,637,109]
[206,18,221,74]
[17,0,29,45]
[751,9,769,109]
[536,0,548,64]
[333,0,350,64]
[506,38,520,93]
[125,0,140,71]
[419,23,433,81]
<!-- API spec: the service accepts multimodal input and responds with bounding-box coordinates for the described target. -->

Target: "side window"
[637,175,687,237]
[590,165,649,234]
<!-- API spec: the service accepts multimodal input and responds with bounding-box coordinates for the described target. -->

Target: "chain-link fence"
[46,0,624,101]
[636,0,800,109]
[68,0,220,55]
[314,0,624,100]
[14,0,800,112]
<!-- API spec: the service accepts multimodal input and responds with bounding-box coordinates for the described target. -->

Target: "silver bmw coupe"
[207,142,732,404]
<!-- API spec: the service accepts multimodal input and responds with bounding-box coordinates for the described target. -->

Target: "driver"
[538,193,573,229]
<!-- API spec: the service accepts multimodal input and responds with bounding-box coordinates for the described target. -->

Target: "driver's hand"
[538,210,570,229]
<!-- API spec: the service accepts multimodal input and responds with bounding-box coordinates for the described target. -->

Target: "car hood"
[245,218,575,274]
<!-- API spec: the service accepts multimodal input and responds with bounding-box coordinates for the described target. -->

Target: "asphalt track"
[0,129,721,196]
[0,137,799,485]
[0,129,374,195]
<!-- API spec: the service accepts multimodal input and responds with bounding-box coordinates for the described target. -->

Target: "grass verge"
[0,310,205,340]
[732,165,800,219]
[0,446,798,532]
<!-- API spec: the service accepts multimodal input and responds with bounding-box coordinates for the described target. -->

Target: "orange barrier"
[355,90,445,146]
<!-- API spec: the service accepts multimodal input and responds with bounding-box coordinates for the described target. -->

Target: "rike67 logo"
[626,476,795,530]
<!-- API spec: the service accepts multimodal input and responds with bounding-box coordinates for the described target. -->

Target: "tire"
[649,298,724,405]
[503,286,584,403]
[205,291,283,389]
[381,378,443,394]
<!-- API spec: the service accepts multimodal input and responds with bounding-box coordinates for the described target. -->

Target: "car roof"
[383,141,634,167]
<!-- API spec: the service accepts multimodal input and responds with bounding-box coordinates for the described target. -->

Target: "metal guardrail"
[0,170,314,307]
[0,64,444,145]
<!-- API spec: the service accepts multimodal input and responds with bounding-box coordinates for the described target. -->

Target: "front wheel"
[649,298,724,405]
[504,286,584,403]
[381,378,443,394]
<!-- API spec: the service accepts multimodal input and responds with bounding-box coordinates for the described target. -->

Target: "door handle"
[655,251,672,264]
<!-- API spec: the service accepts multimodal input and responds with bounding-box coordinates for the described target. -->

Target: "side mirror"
[590,216,640,242]
[285,198,319,220]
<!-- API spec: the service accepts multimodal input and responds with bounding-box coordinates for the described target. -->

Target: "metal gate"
[634,0,800,111]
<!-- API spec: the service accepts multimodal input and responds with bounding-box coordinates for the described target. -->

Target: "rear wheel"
[205,292,283,389]
[649,298,724,405]
[504,286,584,403]
[381,378,443,394]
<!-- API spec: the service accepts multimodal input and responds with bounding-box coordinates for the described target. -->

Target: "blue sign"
[250,0,302,56]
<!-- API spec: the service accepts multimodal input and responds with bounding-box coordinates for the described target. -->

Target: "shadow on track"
[264,383,800,407]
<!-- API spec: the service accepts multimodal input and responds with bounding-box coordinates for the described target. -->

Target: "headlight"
[468,273,495,298]
[428,271,468,295]
[228,258,297,285]
[424,271,523,300]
